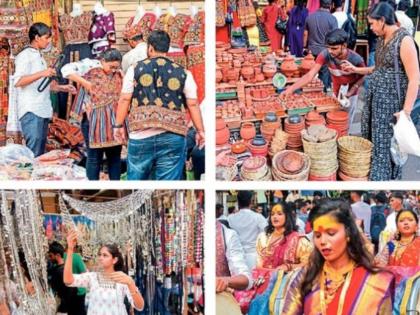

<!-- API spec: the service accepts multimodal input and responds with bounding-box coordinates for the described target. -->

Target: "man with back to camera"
[114,30,205,180]
[302,0,337,90]
[48,242,79,315]
[350,191,372,238]
[14,23,75,157]
[227,191,268,270]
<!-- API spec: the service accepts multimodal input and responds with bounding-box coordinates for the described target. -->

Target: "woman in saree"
[282,199,395,315]
[256,203,312,271]
[374,209,420,285]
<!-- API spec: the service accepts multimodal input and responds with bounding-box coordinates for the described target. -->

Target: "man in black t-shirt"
[48,242,78,315]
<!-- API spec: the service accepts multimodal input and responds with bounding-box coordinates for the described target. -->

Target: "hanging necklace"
[320,260,355,315]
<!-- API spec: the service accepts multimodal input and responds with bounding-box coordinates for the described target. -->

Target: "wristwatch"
[112,123,123,128]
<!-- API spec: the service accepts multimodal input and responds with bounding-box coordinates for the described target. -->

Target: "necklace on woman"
[320,260,355,315]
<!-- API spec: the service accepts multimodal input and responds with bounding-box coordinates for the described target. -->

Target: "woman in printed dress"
[64,230,144,315]
[282,199,394,315]
[256,203,312,271]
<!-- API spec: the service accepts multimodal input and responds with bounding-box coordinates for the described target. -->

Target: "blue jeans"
[20,112,49,157]
[86,145,122,180]
[127,132,186,180]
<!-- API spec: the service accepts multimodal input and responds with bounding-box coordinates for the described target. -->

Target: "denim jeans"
[86,145,122,180]
[127,132,186,180]
[20,112,49,157]
[186,127,205,180]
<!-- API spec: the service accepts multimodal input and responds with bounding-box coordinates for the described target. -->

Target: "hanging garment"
[60,11,93,45]
[88,11,116,56]
[122,12,157,41]
[168,14,192,49]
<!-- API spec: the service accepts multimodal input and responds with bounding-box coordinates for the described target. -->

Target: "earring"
[346,237,350,242]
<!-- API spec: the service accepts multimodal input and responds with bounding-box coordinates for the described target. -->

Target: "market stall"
[0,0,205,180]
[215,45,373,181]
[0,189,205,315]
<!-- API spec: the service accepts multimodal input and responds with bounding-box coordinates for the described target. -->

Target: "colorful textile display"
[0,41,9,118]
[237,0,257,27]
[48,117,84,147]
[60,12,92,45]
[154,13,174,32]
[123,13,156,41]
[168,14,192,49]
[88,12,116,56]
[216,0,227,27]
[184,11,205,46]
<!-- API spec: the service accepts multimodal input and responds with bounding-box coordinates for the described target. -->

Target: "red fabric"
[389,237,420,267]
[216,26,230,43]
[216,222,231,277]
[187,45,205,105]
[261,231,300,268]
[326,266,368,315]
[262,4,285,50]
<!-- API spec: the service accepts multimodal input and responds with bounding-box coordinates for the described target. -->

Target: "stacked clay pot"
[326,111,349,137]
[269,129,288,158]
[338,136,373,181]
[216,118,230,145]
[240,122,256,141]
[240,156,271,180]
[248,135,268,157]
[260,112,281,143]
[241,62,255,81]
[272,150,311,181]
[300,53,316,75]
[301,125,338,180]
[305,110,326,128]
[231,142,248,155]
[280,55,299,78]
[284,115,305,150]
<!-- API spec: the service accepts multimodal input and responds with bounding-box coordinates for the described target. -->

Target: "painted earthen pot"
[300,53,315,75]
[240,122,256,140]
[281,55,298,78]
[226,68,240,82]
[263,64,277,79]
[216,118,230,145]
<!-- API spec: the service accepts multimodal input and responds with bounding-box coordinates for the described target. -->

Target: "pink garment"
[261,231,300,269]
[262,4,285,50]
[307,0,320,14]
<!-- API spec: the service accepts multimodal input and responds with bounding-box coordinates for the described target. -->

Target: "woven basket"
[272,151,311,181]
[302,134,337,154]
[338,136,373,154]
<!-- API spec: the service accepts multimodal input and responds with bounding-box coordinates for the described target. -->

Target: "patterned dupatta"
[216,222,231,277]
[258,231,300,269]
[303,266,394,315]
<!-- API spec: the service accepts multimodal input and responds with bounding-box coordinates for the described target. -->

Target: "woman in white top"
[64,230,144,315]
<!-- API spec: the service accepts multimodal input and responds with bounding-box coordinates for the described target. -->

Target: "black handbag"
[275,15,287,34]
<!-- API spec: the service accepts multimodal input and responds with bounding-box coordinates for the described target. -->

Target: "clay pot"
[280,55,298,78]
[252,135,267,146]
[300,52,315,75]
[233,59,241,68]
[255,73,265,82]
[265,112,277,123]
[216,68,223,83]
[231,142,247,154]
[216,118,230,145]
[240,122,256,140]
[263,64,277,79]
[226,68,240,82]
[281,151,304,173]
[241,63,254,81]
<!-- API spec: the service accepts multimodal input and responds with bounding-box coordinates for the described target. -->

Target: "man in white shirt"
[384,192,404,234]
[227,191,268,270]
[395,0,414,36]
[332,0,348,28]
[14,23,74,157]
[121,34,148,74]
[350,191,372,238]
[114,30,205,180]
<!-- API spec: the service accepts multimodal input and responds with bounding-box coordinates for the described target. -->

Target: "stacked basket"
[272,150,311,181]
[338,136,373,181]
[240,156,272,181]
[302,127,338,181]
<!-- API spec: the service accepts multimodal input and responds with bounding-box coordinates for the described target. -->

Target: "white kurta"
[69,272,140,315]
